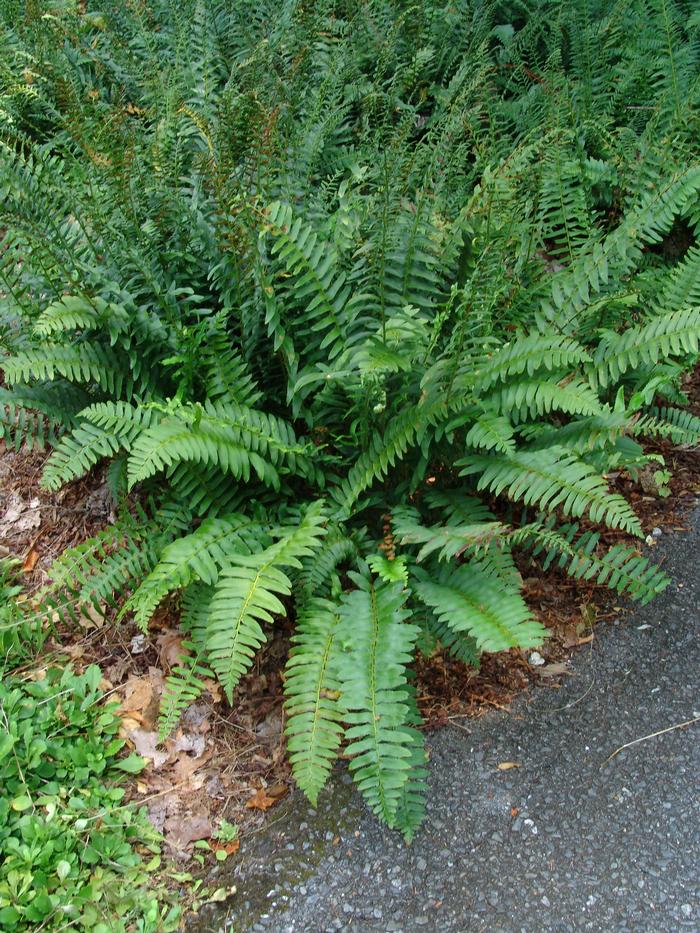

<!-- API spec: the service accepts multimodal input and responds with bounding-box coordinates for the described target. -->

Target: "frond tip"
[335,573,424,828]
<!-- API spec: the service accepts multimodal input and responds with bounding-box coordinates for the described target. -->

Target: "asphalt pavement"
[199,506,700,933]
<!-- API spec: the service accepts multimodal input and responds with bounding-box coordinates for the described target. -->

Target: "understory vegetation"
[0,559,181,932]
[2,0,700,863]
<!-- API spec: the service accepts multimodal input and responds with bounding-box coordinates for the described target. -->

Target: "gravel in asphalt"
[198,507,700,933]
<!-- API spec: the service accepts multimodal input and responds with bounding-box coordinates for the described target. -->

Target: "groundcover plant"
[2,0,700,841]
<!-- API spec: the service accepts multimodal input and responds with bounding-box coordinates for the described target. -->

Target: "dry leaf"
[497,761,520,771]
[120,676,155,713]
[119,672,163,729]
[203,679,222,703]
[211,839,240,856]
[168,730,206,758]
[246,788,279,811]
[171,748,213,783]
[165,813,212,848]
[126,728,170,769]
[22,548,40,572]
[157,631,190,670]
[536,662,573,677]
[79,602,107,630]
[119,715,143,732]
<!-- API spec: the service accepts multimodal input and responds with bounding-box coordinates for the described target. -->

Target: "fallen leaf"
[130,633,147,654]
[165,812,212,848]
[171,748,213,783]
[211,839,240,856]
[120,676,155,713]
[203,679,222,703]
[119,715,143,732]
[126,728,170,769]
[80,602,107,630]
[22,548,40,572]
[246,788,279,811]
[168,730,206,758]
[157,631,190,670]
[510,807,520,818]
[536,662,573,678]
[119,672,163,729]
[497,761,520,771]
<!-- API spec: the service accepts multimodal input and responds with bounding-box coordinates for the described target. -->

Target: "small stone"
[541,896,551,908]
[529,651,545,666]
[416,857,427,871]
[681,905,693,918]
[652,527,662,537]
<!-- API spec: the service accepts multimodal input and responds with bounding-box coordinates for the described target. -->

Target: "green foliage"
[0,665,180,932]
[2,0,699,842]
[0,560,43,671]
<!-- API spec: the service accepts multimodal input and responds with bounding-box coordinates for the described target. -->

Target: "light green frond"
[459,447,642,535]
[123,514,270,631]
[335,573,421,826]
[413,561,545,654]
[284,597,345,805]
[205,502,327,699]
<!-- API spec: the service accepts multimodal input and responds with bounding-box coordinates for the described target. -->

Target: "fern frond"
[391,684,427,843]
[264,201,351,362]
[284,597,345,805]
[634,405,700,445]
[158,647,213,741]
[205,501,327,700]
[465,412,515,454]
[125,401,311,490]
[335,573,419,826]
[41,404,161,490]
[123,514,270,631]
[392,507,504,563]
[593,308,700,387]
[484,377,603,421]
[33,296,129,340]
[466,334,590,393]
[515,521,670,605]
[413,562,544,653]
[3,344,135,398]
[459,447,642,535]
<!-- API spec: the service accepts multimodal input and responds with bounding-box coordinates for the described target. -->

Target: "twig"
[604,715,700,763]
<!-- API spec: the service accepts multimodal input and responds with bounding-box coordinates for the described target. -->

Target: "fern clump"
[2,0,700,840]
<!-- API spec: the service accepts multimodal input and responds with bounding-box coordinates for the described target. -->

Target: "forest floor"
[1,372,700,882]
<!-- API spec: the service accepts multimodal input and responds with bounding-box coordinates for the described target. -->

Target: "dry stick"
[604,715,700,764]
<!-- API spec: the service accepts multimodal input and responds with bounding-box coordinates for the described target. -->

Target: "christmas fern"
[2,0,699,841]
